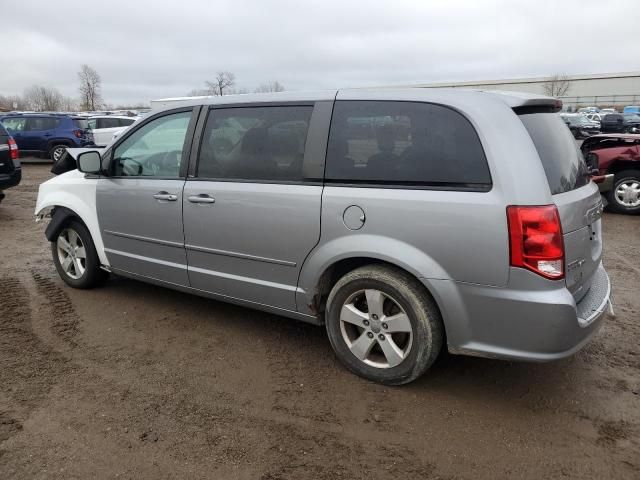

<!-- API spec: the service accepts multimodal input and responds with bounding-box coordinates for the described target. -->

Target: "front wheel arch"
[45,206,82,242]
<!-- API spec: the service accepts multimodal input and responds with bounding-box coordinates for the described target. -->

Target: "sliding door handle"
[188,194,215,204]
[153,192,177,201]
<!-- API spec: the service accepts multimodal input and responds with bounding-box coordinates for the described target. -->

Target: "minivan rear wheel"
[325,265,443,385]
[606,169,640,215]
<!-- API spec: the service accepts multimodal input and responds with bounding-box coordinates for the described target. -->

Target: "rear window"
[519,113,590,194]
[73,118,89,129]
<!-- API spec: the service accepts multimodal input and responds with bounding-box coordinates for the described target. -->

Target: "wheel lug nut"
[367,332,374,339]
[382,323,388,329]
[363,320,369,326]
[378,334,385,341]
[371,314,378,320]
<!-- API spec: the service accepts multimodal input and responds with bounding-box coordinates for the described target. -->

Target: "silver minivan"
[36,89,613,384]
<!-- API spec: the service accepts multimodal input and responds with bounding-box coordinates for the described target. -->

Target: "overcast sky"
[2,0,638,106]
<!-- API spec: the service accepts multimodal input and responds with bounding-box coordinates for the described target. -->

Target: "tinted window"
[197,106,312,181]
[519,113,590,194]
[97,118,122,129]
[73,118,89,129]
[1,118,26,132]
[325,101,490,188]
[26,117,59,131]
[118,118,135,127]
[112,111,192,177]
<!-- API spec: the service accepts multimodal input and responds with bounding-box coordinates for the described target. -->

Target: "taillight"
[73,129,83,138]
[507,205,565,280]
[8,137,19,160]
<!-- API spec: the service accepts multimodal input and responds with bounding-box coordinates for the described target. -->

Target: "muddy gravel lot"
[1,164,639,479]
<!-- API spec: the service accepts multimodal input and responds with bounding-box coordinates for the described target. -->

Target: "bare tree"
[23,85,64,111]
[78,64,103,110]
[255,81,285,93]
[543,74,571,97]
[205,71,236,96]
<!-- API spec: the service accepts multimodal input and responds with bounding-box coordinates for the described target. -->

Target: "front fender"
[296,234,451,316]
[35,171,109,266]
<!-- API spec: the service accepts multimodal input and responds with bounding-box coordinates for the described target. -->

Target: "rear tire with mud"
[325,265,444,385]
[51,219,107,289]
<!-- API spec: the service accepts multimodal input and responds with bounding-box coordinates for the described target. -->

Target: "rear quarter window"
[325,101,491,189]
[73,118,89,129]
[518,112,590,194]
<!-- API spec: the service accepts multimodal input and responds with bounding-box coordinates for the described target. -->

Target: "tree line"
[0,64,105,112]
[1,67,286,112]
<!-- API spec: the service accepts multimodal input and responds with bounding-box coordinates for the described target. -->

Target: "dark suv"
[600,113,640,134]
[0,122,21,203]
[0,114,94,161]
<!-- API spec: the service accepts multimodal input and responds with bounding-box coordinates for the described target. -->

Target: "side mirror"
[77,151,102,174]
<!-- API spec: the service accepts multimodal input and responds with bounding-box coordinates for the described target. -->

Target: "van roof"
[150,88,560,113]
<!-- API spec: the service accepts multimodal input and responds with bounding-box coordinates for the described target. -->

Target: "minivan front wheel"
[325,265,443,385]
[51,220,107,288]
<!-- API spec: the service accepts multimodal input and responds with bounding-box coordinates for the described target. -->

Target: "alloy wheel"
[52,146,66,161]
[615,180,640,208]
[56,228,87,280]
[339,289,413,368]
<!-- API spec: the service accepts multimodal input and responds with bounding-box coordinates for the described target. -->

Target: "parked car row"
[0,112,139,160]
[581,134,640,214]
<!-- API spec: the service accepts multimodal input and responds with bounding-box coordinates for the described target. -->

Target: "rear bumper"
[0,168,22,190]
[428,264,612,362]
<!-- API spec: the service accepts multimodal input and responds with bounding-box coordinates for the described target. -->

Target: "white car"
[87,116,137,147]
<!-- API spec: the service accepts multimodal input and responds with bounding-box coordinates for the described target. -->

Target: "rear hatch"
[519,111,603,302]
[72,117,94,142]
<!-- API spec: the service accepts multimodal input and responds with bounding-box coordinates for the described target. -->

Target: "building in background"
[410,71,640,109]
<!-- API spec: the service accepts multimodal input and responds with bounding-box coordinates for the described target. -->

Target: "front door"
[183,103,328,310]
[96,108,197,285]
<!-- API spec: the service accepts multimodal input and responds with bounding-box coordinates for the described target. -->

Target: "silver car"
[35,89,613,384]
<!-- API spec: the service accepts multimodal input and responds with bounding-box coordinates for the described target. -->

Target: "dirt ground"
[1,164,638,480]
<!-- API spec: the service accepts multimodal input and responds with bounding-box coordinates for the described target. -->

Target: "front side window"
[325,101,491,188]
[112,111,191,177]
[197,106,313,181]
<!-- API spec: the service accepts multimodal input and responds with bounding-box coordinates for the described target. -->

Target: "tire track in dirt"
[0,275,69,451]
[30,270,80,346]
[265,322,342,425]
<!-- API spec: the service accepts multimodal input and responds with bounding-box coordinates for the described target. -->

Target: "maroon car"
[582,134,640,214]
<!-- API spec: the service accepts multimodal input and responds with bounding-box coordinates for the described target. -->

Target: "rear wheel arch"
[310,256,447,336]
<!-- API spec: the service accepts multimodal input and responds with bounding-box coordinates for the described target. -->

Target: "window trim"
[323,99,493,192]
[189,102,320,185]
[105,106,200,180]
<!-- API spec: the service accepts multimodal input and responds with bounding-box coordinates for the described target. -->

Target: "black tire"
[325,265,444,385]
[51,219,107,288]
[605,169,640,215]
[49,144,68,162]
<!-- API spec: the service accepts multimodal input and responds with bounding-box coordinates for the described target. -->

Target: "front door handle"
[188,194,215,204]
[153,191,177,201]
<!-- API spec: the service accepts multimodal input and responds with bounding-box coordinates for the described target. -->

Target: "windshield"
[519,113,590,194]
[623,114,640,121]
